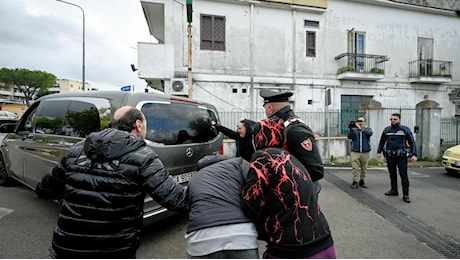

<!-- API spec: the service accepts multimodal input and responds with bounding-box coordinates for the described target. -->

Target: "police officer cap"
[260,89,293,104]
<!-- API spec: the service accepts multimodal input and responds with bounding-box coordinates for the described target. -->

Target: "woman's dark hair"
[110,107,144,132]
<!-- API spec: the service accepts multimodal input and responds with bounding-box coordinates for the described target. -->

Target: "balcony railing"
[409,59,452,78]
[335,53,389,81]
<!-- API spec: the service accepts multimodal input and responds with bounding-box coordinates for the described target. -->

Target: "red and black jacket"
[241,118,333,258]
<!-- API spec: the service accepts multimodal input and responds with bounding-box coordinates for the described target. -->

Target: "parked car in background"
[442,144,460,174]
[0,110,19,125]
[0,91,223,224]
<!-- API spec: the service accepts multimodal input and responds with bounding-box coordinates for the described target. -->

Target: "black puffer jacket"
[36,128,188,258]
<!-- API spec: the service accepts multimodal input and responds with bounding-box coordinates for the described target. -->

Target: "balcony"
[409,59,452,84]
[335,53,389,81]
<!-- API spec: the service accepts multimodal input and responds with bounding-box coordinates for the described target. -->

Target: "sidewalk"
[317,166,449,259]
[325,160,443,168]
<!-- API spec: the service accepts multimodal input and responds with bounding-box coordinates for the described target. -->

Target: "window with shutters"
[200,14,226,51]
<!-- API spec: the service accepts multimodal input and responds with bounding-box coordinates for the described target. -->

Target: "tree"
[0,68,57,106]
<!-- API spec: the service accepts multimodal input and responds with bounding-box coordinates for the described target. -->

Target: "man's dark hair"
[391,113,401,119]
[110,107,144,132]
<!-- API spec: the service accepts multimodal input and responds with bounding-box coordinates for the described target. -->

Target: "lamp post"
[56,0,85,91]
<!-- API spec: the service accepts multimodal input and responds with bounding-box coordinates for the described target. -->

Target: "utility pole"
[186,0,193,98]
[56,0,85,91]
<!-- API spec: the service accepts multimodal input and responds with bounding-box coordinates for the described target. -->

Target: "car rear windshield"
[140,102,219,145]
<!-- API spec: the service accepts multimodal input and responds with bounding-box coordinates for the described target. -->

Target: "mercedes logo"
[185,147,194,158]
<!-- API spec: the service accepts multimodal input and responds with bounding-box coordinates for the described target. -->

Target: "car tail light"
[220,143,224,154]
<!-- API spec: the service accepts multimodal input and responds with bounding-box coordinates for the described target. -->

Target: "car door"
[19,100,72,187]
[1,102,41,186]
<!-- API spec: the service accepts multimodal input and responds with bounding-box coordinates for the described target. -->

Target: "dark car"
[0,91,223,224]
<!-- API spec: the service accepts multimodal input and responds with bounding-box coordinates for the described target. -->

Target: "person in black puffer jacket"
[36,106,188,259]
[241,118,335,259]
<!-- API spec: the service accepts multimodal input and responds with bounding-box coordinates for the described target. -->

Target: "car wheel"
[0,156,11,186]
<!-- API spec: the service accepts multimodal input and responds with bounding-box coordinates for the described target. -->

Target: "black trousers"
[386,155,409,195]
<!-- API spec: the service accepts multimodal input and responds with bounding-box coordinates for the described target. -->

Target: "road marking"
[0,207,14,219]
[408,170,431,177]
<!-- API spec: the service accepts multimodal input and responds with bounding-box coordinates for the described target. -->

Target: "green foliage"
[0,67,57,106]
[329,155,338,165]
[337,66,355,74]
[368,158,384,166]
[146,79,164,91]
[419,157,437,162]
[370,67,385,74]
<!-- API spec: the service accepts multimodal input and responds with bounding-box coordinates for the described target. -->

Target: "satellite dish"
[172,81,184,91]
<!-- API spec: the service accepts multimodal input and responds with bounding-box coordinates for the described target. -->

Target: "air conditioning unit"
[170,78,188,96]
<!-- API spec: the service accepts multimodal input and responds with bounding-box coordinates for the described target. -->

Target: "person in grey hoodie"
[185,154,258,259]
[347,116,373,189]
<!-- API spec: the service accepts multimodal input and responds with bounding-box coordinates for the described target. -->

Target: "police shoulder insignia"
[300,139,313,151]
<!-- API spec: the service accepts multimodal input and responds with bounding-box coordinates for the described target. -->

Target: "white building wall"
[140,0,460,117]
[324,0,460,116]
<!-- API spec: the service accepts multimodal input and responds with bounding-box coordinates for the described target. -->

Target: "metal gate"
[441,117,460,148]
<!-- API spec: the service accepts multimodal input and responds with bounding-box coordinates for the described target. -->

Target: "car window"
[35,100,68,134]
[140,102,219,145]
[62,101,101,137]
[33,98,111,137]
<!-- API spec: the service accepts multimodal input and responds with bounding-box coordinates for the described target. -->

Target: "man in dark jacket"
[377,113,417,203]
[260,89,324,194]
[36,106,188,258]
[186,154,258,258]
[347,116,373,189]
[241,118,335,258]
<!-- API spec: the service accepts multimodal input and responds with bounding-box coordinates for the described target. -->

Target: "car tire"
[0,156,11,186]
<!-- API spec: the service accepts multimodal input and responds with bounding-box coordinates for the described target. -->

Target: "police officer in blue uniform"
[376,113,417,203]
[260,89,324,194]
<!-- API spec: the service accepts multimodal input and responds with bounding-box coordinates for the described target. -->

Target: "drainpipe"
[292,9,297,104]
[250,3,255,114]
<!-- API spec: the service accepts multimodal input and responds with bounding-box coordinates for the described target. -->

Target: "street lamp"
[56,0,85,91]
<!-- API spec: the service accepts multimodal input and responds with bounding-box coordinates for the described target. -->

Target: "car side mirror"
[0,123,16,133]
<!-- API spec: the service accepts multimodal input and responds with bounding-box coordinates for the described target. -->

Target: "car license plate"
[174,171,195,184]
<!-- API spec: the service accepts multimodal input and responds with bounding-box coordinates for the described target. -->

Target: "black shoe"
[403,195,411,203]
[359,180,367,188]
[351,181,358,189]
[385,190,399,196]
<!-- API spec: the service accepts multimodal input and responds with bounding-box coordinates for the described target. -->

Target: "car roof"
[36,91,217,111]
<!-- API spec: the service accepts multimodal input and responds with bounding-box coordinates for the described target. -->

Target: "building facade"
[137,0,459,120]
[55,79,92,93]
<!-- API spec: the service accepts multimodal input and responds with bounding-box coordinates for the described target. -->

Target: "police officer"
[376,113,417,203]
[260,89,324,194]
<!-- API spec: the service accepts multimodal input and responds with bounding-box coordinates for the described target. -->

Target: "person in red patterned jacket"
[241,118,335,259]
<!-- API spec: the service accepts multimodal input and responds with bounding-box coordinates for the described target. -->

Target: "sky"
[0,0,156,92]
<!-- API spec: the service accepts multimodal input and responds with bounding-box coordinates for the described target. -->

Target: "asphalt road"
[1,166,459,258]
